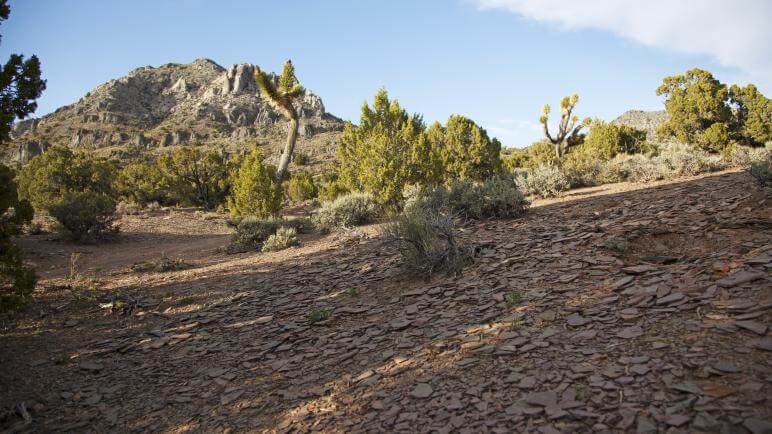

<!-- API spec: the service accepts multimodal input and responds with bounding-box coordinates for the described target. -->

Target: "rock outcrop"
[612,110,669,140]
[8,58,343,162]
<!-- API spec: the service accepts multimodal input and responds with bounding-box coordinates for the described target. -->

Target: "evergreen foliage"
[17,146,117,211]
[729,83,772,147]
[286,170,317,202]
[0,0,46,142]
[228,146,283,218]
[337,89,424,208]
[157,146,230,209]
[117,162,174,206]
[336,89,504,208]
[656,68,732,151]
[0,163,36,312]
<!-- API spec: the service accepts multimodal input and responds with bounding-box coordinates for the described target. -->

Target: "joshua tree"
[254,60,304,183]
[539,94,590,160]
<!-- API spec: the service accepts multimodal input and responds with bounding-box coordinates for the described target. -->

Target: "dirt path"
[1,170,770,433]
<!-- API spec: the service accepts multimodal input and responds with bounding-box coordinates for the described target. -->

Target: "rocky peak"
[8,59,343,163]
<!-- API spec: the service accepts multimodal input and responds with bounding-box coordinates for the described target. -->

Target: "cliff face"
[612,109,669,140]
[9,58,344,162]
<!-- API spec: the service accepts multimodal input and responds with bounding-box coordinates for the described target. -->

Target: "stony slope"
[1,169,770,433]
[612,110,668,140]
[8,58,344,163]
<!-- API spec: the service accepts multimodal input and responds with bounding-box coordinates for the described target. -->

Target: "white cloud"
[474,0,772,91]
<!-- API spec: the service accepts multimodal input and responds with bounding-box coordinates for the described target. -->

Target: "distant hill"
[611,109,668,140]
[8,58,344,164]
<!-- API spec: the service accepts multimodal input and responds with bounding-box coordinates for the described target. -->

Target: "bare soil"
[1,169,770,433]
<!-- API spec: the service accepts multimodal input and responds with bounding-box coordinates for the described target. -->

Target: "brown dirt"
[1,169,770,433]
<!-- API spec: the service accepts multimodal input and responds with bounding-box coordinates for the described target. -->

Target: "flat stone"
[617,326,643,339]
[410,383,433,399]
[750,338,772,351]
[735,320,768,335]
[743,418,772,434]
[716,270,764,288]
[566,314,591,327]
[525,390,558,407]
[78,361,103,372]
[656,292,685,305]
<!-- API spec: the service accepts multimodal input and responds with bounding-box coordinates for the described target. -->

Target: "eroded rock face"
[8,58,343,162]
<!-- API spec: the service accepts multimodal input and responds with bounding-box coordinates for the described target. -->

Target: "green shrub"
[117,162,173,205]
[228,146,283,218]
[318,179,349,202]
[385,205,470,277]
[158,146,231,209]
[1,163,36,312]
[726,145,771,167]
[286,171,317,202]
[583,121,649,158]
[405,177,528,220]
[261,227,300,252]
[515,165,570,198]
[227,217,308,253]
[749,159,772,188]
[48,191,117,243]
[18,146,117,211]
[293,152,310,165]
[313,193,379,232]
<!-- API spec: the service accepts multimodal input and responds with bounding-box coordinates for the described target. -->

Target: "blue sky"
[2,0,769,147]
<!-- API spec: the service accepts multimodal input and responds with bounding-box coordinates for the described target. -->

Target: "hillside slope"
[8,59,344,164]
[1,169,770,432]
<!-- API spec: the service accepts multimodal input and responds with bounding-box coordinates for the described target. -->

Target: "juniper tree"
[539,94,590,160]
[442,115,502,182]
[254,60,304,183]
[336,88,424,209]
[0,0,46,142]
[655,68,732,152]
[729,83,771,147]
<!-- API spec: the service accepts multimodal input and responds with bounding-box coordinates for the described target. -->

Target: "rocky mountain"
[8,58,344,163]
[612,109,668,140]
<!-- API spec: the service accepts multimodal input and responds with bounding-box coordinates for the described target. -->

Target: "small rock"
[617,326,643,339]
[566,314,591,327]
[410,383,433,399]
[735,320,768,335]
[78,361,103,372]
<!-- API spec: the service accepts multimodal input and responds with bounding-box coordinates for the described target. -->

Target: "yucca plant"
[254,60,304,183]
[539,94,590,160]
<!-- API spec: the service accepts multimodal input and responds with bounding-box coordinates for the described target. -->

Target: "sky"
[2,0,770,148]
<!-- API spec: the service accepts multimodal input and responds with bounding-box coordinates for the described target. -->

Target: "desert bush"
[158,146,231,209]
[261,227,299,252]
[726,145,772,167]
[583,120,649,159]
[515,165,570,198]
[115,200,142,216]
[18,145,117,211]
[286,171,317,202]
[1,163,36,312]
[228,146,283,218]
[227,217,309,253]
[405,177,528,220]
[117,162,174,206]
[385,205,470,277]
[749,159,772,188]
[313,193,379,232]
[48,191,117,243]
[17,146,119,242]
[293,152,309,165]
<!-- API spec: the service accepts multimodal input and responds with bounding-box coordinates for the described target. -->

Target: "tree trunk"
[275,116,299,183]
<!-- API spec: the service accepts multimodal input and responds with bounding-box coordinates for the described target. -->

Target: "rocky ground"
[1,169,770,433]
